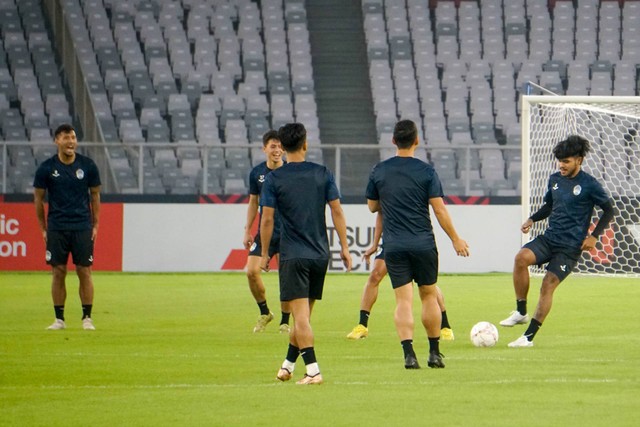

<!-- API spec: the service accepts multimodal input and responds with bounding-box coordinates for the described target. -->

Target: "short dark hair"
[393,120,418,149]
[54,123,75,139]
[553,135,590,159]
[262,130,280,146]
[277,123,306,152]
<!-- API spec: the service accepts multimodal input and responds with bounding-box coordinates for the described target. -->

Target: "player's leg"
[509,251,572,347]
[46,230,68,330]
[246,254,273,332]
[415,249,444,368]
[347,258,387,339]
[47,264,68,330]
[436,285,454,341]
[508,272,560,348]
[269,253,291,333]
[501,247,537,327]
[419,284,445,368]
[393,282,419,369]
[72,230,95,330]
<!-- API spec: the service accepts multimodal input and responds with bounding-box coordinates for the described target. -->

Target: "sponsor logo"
[88,255,93,263]
[250,242,257,252]
[76,169,85,179]
[560,265,566,272]
[45,250,51,261]
[573,185,581,196]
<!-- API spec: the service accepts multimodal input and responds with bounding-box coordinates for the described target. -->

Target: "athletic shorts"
[375,245,385,261]
[523,235,580,282]
[46,230,94,267]
[278,258,329,301]
[385,249,438,288]
[248,233,279,258]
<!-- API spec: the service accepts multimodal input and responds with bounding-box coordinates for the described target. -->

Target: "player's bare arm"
[259,206,275,271]
[521,218,534,234]
[90,186,100,242]
[429,197,469,257]
[328,199,353,271]
[243,194,260,249]
[34,187,47,243]
[363,212,383,265]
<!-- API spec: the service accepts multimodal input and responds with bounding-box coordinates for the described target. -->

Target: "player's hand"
[42,230,47,244]
[243,231,254,250]
[91,226,98,242]
[259,255,270,272]
[453,238,469,257]
[341,247,353,272]
[362,245,377,266]
[581,235,597,251]
[521,218,534,234]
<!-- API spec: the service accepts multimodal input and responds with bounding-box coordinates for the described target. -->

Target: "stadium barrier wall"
[1,202,521,273]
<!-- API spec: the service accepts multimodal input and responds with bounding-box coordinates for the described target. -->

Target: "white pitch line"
[0,377,630,391]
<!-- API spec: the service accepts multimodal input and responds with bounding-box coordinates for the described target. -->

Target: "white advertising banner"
[122,204,521,273]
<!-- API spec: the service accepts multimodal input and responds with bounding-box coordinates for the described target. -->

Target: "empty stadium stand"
[1,0,639,197]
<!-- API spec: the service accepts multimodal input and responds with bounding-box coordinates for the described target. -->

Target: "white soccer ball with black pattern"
[470,321,499,347]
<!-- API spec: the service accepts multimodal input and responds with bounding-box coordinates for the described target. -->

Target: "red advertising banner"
[0,202,123,271]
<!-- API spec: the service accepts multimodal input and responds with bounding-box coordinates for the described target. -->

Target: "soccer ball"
[470,321,499,347]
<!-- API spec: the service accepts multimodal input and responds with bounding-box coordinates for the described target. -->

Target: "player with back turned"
[366,119,469,369]
[501,135,614,347]
[260,123,352,385]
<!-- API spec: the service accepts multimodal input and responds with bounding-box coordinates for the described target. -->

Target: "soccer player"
[33,123,101,331]
[501,135,614,347]
[243,130,290,333]
[366,120,469,369]
[347,212,455,341]
[260,123,352,385]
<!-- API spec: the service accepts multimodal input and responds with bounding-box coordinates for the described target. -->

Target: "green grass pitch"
[1,272,639,426]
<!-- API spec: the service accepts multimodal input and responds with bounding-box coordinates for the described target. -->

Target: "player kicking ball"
[501,135,614,347]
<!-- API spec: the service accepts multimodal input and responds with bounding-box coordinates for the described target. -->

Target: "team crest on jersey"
[52,170,60,178]
[76,169,85,179]
[573,185,581,196]
[258,174,265,183]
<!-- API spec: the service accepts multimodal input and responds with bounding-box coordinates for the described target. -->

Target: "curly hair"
[553,135,590,159]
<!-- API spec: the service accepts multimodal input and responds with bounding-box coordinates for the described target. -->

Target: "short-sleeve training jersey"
[33,153,101,231]
[541,170,610,250]
[248,161,282,238]
[261,161,340,260]
[366,156,444,252]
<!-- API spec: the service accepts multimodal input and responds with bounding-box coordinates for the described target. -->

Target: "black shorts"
[248,233,279,258]
[523,235,580,282]
[278,258,329,301]
[385,249,438,288]
[46,230,94,267]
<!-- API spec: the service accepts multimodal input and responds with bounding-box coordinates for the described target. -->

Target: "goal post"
[521,95,640,276]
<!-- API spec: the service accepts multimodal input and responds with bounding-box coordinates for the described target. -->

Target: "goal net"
[522,95,640,276]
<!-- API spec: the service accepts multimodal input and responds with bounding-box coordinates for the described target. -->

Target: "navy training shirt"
[33,153,101,231]
[248,161,282,238]
[261,161,341,260]
[541,170,610,250]
[366,156,444,252]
